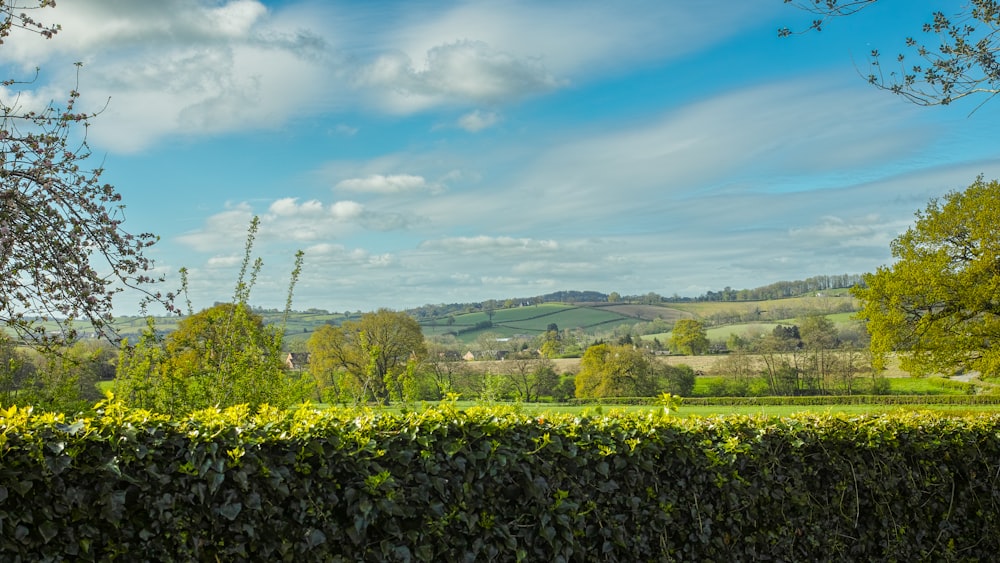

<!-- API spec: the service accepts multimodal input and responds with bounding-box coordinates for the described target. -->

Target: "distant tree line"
[687,274,863,303]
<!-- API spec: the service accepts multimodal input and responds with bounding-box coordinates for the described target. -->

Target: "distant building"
[285,352,310,370]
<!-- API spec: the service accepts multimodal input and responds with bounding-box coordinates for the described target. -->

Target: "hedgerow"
[1,399,999,561]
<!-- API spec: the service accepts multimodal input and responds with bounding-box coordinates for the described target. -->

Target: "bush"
[3,401,1000,560]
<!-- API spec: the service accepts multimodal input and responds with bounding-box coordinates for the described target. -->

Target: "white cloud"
[330,201,364,220]
[335,174,434,194]
[268,198,326,217]
[358,40,563,112]
[421,236,559,254]
[1,0,771,151]
[176,202,255,252]
[458,109,500,132]
[391,1,765,86]
[3,0,339,152]
[206,254,243,268]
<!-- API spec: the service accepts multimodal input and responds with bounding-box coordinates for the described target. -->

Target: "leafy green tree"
[306,324,344,402]
[0,333,33,404]
[115,217,306,414]
[20,340,111,412]
[783,0,1000,107]
[539,327,563,359]
[306,309,426,404]
[669,319,709,355]
[854,177,1000,377]
[574,343,658,398]
[116,303,301,414]
[659,364,696,397]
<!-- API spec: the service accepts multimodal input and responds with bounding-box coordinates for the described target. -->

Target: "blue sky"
[6,0,1000,314]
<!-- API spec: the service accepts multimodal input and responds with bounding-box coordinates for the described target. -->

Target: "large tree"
[116,303,301,414]
[854,177,1000,377]
[307,309,426,404]
[1,1,167,344]
[669,319,710,355]
[784,0,1000,108]
[574,343,659,399]
[501,352,559,403]
[115,217,306,414]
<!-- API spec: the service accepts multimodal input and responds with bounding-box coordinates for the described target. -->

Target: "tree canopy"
[574,344,659,398]
[115,303,303,414]
[854,177,1000,377]
[1,1,168,344]
[784,0,1000,108]
[307,309,426,404]
[669,319,709,355]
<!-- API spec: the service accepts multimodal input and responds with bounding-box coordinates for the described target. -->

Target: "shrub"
[3,401,1000,561]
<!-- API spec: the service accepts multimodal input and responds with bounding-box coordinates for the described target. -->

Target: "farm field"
[421,302,690,343]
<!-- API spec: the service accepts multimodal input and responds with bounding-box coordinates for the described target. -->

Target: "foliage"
[501,353,560,402]
[854,177,1000,377]
[1,1,169,345]
[114,217,307,414]
[3,403,1000,560]
[658,363,696,397]
[13,340,112,412]
[0,332,33,403]
[307,309,427,404]
[574,343,659,398]
[669,318,709,355]
[118,303,301,415]
[783,0,1000,108]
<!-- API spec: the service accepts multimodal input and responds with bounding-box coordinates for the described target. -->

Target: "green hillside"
[420,302,691,343]
[17,277,861,348]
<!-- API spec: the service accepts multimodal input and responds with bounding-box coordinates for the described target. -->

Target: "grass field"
[421,303,688,343]
[522,403,1000,418]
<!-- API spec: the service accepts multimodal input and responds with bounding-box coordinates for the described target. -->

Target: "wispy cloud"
[335,174,438,195]
[458,109,500,132]
[1,0,768,152]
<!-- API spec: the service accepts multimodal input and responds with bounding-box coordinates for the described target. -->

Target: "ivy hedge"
[1,400,1000,561]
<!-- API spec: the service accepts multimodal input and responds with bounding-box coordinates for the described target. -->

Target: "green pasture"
[383,400,1000,419]
[423,303,661,342]
[420,303,567,331]
[691,373,983,396]
[527,403,1000,418]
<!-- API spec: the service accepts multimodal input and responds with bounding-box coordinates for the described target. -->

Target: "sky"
[5,0,1000,314]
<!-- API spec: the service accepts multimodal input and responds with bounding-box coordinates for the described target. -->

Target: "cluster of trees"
[574,344,695,399]
[712,315,874,396]
[696,275,864,303]
[114,303,310,415]
[0,334,114,412]
[306,310,574,404]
